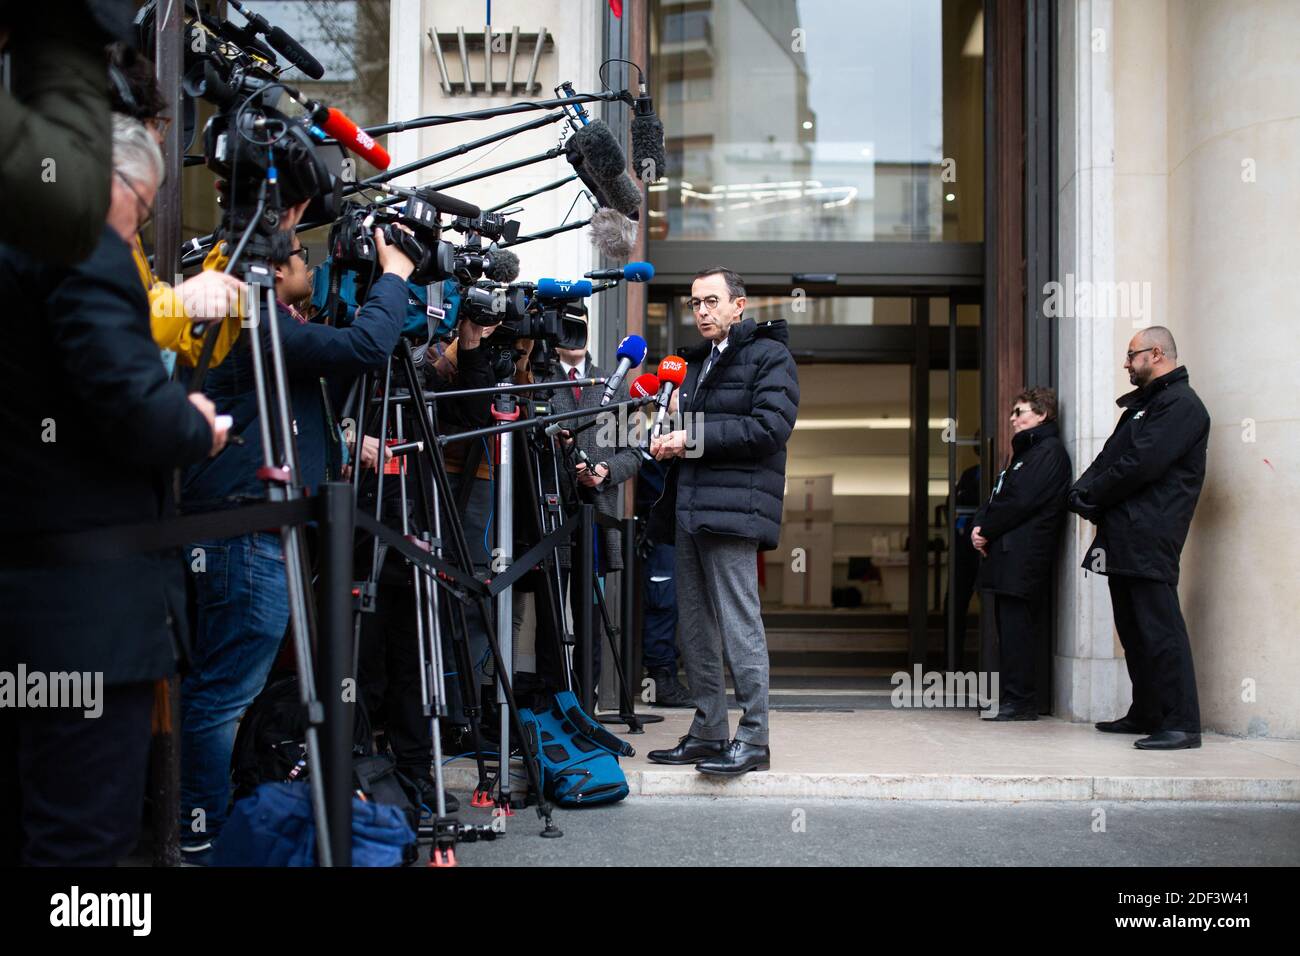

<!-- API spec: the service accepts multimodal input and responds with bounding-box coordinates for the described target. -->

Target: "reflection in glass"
[650,0,984,243]
[676,295,914,326]
[182,1,392,245]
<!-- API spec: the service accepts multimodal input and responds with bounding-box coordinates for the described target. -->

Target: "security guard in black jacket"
[971,388,1072,720]
[1068,326,1210,750]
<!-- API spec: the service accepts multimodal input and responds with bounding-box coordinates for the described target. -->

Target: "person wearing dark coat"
[0,117,223,864]
[970,389,1072,721]
[1068,326,1210,751]
[646,267,799,775]
[177,229,413,860]
[535,338,646,698]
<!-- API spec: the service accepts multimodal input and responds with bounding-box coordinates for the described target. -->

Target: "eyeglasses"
[115,171,154,230]
[688,295,726,312]
[289,246,310,265]
[1011,405,1033,417]
[1125,347,1155,361]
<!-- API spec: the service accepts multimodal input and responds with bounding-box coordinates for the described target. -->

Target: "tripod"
[187,218,338,865]
[552,426,661,732]
[349,339,561,842]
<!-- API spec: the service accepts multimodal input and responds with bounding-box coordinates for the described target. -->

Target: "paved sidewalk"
[442,707,1300,803]
[437,798,1300,867]
[616,709,1300,801]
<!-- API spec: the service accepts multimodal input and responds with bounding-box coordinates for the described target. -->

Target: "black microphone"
[570,121,642,219]
[266,26,326,80]
[631,88,666,183]
[413,187,481,220]
[570,120,627,181]
[229,0,326,80]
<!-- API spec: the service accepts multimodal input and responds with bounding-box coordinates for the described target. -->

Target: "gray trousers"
[675,522,770,746]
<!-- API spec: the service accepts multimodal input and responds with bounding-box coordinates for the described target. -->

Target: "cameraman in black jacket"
[1068,326,1210,751]
[971,388,1072,721]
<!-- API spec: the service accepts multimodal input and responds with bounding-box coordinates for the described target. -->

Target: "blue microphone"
[586,261,656,283]
[535,278,593,300]
[601,334,648,406]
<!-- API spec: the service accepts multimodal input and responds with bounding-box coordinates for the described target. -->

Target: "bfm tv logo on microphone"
[658,357,685,378]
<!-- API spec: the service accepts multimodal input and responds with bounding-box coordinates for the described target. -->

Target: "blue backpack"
[518,691,634,807]
[212,781,416,867]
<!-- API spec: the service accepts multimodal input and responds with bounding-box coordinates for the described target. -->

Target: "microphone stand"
[351,89,630,139]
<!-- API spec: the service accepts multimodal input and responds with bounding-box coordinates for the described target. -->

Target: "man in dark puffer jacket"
[646,266,799,775]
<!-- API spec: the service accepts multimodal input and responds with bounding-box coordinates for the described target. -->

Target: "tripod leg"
[394,343,490,799]
[419,412,558,834]
[521,431,576,694]
[591,569,642,731]
[393,400,457,867]
[245,280,336,866]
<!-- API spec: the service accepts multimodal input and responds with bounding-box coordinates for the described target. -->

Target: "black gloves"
[1067,487,1102,521]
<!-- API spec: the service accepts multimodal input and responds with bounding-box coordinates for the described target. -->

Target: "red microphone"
[630,372,660,401]
[318,107,391,171]
[653,356,687,436]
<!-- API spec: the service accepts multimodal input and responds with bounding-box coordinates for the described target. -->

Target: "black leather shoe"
[1134,731,1202,750]
[647,734,726,765]
[1095,716,1152,734]
[696,739,771,776]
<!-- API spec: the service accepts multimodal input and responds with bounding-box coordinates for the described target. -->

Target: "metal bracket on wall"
[427,26,552,96]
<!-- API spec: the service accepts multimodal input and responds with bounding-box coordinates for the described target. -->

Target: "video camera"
[330,196,456,287]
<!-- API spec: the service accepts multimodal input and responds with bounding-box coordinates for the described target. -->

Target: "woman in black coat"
[970,387,1072,720]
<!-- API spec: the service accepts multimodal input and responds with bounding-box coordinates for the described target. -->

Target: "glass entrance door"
[646,291,981,683]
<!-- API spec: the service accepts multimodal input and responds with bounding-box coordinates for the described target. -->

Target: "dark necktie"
[569,366,581,403]
[702,344,721,380]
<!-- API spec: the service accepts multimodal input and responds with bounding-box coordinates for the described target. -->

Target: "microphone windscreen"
[571,120,628,182]
[320,108,391,170]
[657,355,687,387]
[616,334,648,364]
[486,247,520,283]
[631,111,666,181]
[536,278,592,299]
[605,171,643,219]
[623,261,655,282]
[630,373,660,400]
[589,208,637,260]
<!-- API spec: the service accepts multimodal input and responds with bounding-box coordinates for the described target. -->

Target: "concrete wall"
[1163,0,1300,738]
[390,0,608,351]
[1057,0,1300,737]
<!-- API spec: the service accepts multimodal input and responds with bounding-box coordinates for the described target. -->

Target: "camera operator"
[104,41,268,370]
[540,327,643,698]
[0,113,226,866]
[352,314,504,811]
[176,226,414,862]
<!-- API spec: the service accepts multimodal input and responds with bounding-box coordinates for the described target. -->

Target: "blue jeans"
[642,542,678,674]
[180,533,289,846]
